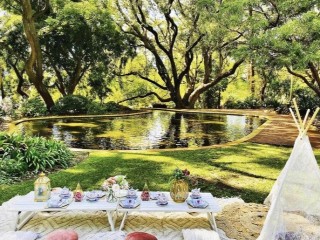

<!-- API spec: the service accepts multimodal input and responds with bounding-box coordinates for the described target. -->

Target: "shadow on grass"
[1,142,319,205]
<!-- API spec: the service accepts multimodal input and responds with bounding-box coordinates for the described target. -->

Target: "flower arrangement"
[172,168,190,180]
[171,168,198,186]
[101,175,129,191]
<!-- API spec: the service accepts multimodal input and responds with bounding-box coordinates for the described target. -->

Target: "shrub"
[52,95,90,115]
[224,96,262,109]
[275,104,291,114]
[245,96,262,109]
[293,89,320,115]
[104,101,131,112]
[0,132,73,181]
[152,103,167,108]
[264,99,281,109]
[19,97,48,117]
[87,102,107,115]
[223,97,239,109]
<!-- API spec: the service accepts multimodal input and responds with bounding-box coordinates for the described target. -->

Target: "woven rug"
[0,197,243,240]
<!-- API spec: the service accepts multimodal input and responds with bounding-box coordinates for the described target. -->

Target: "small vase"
[170,179,189,203]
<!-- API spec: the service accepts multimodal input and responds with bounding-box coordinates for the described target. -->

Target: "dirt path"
[248,113,320,148]
[158,108,320,148]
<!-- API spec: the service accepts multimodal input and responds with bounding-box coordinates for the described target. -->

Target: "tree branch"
[286,65,320,96]
[118,91,171,104]
[117,71,168,90]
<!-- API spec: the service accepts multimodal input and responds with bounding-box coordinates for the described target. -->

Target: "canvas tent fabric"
[258,104,320,240]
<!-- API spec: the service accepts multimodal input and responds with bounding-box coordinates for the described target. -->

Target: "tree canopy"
[0,0,319,110]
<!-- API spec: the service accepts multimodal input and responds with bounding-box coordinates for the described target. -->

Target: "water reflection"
[16,111,266,150]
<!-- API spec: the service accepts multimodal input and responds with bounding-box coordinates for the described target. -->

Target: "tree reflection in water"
[17,111,265,150]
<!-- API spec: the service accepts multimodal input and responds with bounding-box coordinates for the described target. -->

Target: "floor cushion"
[125,232,157,240]
[182,229,221,240]
[45,230,78,240]
[82,231,126,240]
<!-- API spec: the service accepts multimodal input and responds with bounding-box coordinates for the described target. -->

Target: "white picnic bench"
[7,191,220,232]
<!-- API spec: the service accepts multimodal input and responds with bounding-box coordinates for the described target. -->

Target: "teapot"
[158,193,168,203]
[60,187,70,196]
[191,188,201,196]
[127,188,137,197]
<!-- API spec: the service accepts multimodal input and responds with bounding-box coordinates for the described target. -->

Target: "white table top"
[7,192,118,212]
[117,192,221,213]
[7,191,220,213]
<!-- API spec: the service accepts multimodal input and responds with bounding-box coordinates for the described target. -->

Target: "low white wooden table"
[117,192,221,231]
[7,192,118,231]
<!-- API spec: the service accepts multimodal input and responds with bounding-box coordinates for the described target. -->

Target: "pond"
[16,111,266,150]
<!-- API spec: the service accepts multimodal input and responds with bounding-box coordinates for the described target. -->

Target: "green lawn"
[1,143,319,205]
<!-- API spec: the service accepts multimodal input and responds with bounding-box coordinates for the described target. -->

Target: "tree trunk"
[260,70,267,102]
[248,61,255,97]
[0,68,5,99]
[20,0,54,110]
[9,62,29,98]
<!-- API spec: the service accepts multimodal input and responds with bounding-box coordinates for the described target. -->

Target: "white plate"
[47,198,71,208]
[126,195,138,199]
[119,199,140,208]
[156,201,168,206]
[187,199,208,208]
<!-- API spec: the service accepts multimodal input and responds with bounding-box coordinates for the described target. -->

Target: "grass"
[1,143,319,205]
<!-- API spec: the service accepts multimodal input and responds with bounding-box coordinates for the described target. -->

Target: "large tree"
[0,18,30,99]
[16,0,54,110]
[42,0,130,96]
[114,0,247,108]
[249,0,320,99]
[1,0,55,109]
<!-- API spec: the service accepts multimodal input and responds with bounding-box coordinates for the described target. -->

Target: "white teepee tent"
[258,100,320,240]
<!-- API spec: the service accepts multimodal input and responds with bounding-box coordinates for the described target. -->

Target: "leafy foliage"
[19,97,47,117]
[51,95,90,115]
[293,88,320,114]
[0,132,73,184]
[224,96,262,109]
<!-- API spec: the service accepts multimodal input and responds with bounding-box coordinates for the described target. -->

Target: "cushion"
[45,230,78,240]
[182,229,221,240]
[83,231,126,240]
[0,231,40,240]
[125,232,157,240]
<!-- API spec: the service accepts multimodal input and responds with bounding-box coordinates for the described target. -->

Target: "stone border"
[11,110,152,125]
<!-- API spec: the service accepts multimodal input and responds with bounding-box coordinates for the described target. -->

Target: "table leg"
[106,211,115,231]
[207,212,218,232]
[14,211,21,231]
[119,212,128,231]
[15,211,35,230]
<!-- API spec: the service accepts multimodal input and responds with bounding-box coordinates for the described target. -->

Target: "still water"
[16,111,265,150]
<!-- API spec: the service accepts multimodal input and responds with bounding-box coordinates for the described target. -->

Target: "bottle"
[141,182,150,201]
[74,182,83,202]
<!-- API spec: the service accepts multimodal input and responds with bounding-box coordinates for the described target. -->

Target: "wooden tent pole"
[302,109,310,129]
[301,107,320,136]
[293,98,303,129]
[289,108,302,136]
